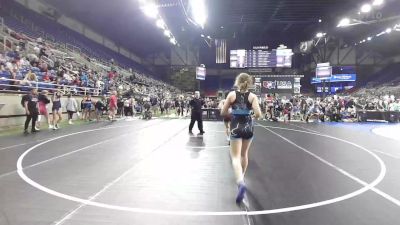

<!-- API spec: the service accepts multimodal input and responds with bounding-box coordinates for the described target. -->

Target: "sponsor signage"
[311,74,356,84]
[260,77,295,94]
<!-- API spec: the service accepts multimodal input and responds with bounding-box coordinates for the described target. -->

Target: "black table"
[357,110,399,123]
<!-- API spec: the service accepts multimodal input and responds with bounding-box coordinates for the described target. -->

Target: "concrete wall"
[0,93,100,128]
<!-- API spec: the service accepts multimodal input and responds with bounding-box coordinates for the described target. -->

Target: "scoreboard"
[230,49,293,68]
[246,50,277,67]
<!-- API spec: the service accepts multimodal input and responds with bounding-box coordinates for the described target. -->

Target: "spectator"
[37,90,52,129]
[108,91,118,120]
[51,89,63,130]
[22,70,38,86]
[66,93,79,125]
[22,89,39,134]
[95,97,107,122]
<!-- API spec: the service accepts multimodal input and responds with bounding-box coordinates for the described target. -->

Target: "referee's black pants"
[24,113,38,131]
[189,112,204,133]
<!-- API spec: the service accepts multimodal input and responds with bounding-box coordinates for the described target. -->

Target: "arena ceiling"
[40,0,399,57]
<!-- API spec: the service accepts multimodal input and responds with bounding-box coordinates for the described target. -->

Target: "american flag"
[215,39,227,64]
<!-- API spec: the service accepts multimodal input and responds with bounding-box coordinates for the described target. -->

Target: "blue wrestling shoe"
[236,182,247,204]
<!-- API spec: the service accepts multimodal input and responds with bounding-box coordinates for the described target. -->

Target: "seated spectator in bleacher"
[7,48,20,60]
[31,60,39,68]
[27,53,39,64]
[71,76,80,86]
[42,71,51,83]
[38,61,48,72]
[36,37,43,44]
[19,57,30,68]
[389,99,400,111]
[80,71,89,87]
[108,71,116,81]
[22,70,38,86]
[9,69,19,91]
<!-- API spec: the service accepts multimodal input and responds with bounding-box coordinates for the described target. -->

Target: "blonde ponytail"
[235,73,252,92]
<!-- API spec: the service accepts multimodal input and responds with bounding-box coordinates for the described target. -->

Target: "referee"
[189,91,205,135]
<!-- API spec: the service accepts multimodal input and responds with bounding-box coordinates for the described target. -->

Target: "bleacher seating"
[1,1,149,74]
[351,63,400,96]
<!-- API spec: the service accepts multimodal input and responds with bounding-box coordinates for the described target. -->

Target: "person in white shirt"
[65,94,78,124]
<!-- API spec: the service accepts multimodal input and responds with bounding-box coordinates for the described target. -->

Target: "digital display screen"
[230,50,246,68]
[230,49,293,68]
[311,74,356,84]
[316,66,332,79]
[196,67,206,80]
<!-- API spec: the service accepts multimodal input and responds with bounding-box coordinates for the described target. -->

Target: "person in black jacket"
[189,91,205,135]
[22,89,39,134]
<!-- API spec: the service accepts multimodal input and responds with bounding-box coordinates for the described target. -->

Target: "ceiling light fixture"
[164,30,171,37]
[337,18,351,27]
[372,0,384,6]
[361,4,372,13]
[190,0,207,29]
[385,28,392,33]
[141,3,159,19]
[316,32,326,38]
[156,19,165,29]
[376,32,385,37]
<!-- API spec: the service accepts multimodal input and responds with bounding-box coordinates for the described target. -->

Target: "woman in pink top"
[108,91,118,121]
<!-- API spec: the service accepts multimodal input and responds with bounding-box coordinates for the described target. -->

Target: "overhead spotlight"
[372,0,384,6]
[190,0,207,29]
[141,3,159,19]
[337,18,350,27]
[170,37,177,45]
[386,28,392,33]
[316,32,326,38]
[318,19,322,23]
[164,29,171,37]
[359,41,363,43]
[361,4,372,13]
[156,19,165,29]
[207,35,211,39]
[367,37,372,41]
[221,26,224,29]
[376,32,385,37]
[200,34,205,37]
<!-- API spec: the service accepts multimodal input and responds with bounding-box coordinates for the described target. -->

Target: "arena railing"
[0,78,103,96]
[0,17,3,32]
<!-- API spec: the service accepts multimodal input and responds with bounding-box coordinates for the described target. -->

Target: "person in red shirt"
[43,72,50,82]
[108,91,118,121]
[108,71,114,80]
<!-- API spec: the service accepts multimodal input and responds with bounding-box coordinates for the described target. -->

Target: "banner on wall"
[261,77,295,94]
